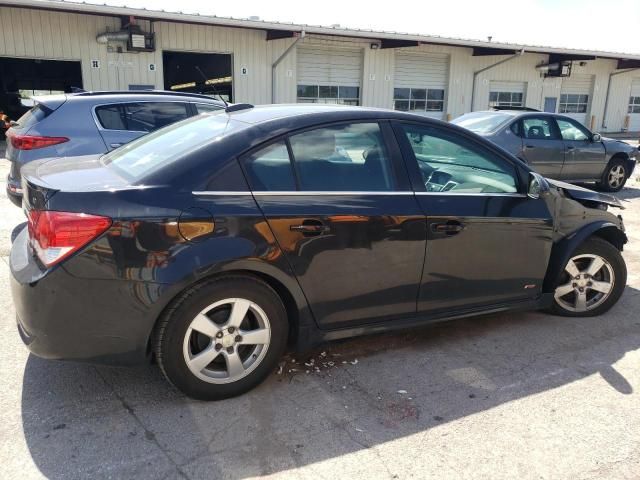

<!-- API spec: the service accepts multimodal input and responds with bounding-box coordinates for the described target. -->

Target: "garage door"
[628,78,640,132]
[296,46,363,105]
[393,52,449,119]
[560,74,593,126]
[488,81,526,109]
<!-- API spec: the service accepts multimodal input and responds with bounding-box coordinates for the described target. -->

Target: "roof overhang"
[2,0,640,61]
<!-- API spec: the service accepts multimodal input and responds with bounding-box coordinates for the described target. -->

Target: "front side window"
[399,123,518,194]
[288,122,394,191]
[393,88,445,112]
[489,91,524,108]
[96,102,190,132]
[559,94,589,114]
[556,118,590,141]
[296,85,360,105]
[242,141,296,191]
[522,117,558,140]
[628,96,640,114]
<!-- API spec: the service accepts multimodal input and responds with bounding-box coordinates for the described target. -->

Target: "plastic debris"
[397,390,407,394]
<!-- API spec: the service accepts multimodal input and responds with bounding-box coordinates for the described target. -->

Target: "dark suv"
[452,110,637,192]
[4,91,224,206]
[11,105,628,400]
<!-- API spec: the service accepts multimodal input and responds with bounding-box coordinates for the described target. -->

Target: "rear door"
[95,101,191,151]
[242,121,426,329]
[517,115,564,178]
[393,121,554,314]
[555,117,606,180]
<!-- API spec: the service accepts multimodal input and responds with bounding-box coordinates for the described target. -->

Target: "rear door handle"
[110,143,123,149]
[290,220,330,236]
[566,146,575,151]
[525,145,536,149]
[431,221,464,236]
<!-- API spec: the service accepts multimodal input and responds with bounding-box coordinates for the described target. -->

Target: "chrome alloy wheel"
[182,298,271,384]
[608,165,625,189]
[554,254,615,313]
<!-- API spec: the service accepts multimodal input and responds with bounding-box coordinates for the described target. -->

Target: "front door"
[518,115,564,178]
[393,121,554,314]
[555,117,606,181]
[241,121,426,328]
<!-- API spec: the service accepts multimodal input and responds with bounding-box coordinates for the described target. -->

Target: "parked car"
[451,110,638,192]
[4,90,225,206]
[11,105,628,400]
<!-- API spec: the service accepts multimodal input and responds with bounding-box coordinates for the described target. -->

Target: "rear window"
[101,113,243,181]
[15,104,51,130]
[451,112,513,134]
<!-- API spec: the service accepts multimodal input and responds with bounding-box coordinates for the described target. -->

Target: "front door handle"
[290,220,330,236]
[566,146,575,151]
[110,143,123,149]
[431,221,465,236]
[525,145,536,149]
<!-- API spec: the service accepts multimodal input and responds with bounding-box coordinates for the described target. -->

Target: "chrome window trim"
[192,190,526,197]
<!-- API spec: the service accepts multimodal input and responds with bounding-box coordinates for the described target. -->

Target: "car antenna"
[194,66,229,108]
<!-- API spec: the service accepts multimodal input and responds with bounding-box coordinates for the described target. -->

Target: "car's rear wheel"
[598,159,627,192]
[549,237,626,317]
[154,275,288,400]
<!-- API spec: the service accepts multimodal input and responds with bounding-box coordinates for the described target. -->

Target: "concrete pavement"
[0,160,639,479]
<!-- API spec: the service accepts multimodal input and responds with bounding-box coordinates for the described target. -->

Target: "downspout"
[271,31,306,103]
[470,48,525,111]
[602,67,639,130]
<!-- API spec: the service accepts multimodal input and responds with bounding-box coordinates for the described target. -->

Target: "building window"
[393,88,445,112]
[628,96,640,114]
[559,94,589,113]
[489,91,524,108]
[297,85,360,105]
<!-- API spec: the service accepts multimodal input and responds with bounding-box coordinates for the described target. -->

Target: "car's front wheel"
[598,159,628,192]
[550,237,626,317]
[154,275,288,400]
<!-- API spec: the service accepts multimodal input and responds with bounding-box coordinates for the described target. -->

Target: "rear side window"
[522,117,558,140]
[15,104,50,129]
[96,102,190,132]
[288,123,395,191]
[242,141,296,191]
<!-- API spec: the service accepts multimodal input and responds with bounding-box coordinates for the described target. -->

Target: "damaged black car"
[10,105,628,400]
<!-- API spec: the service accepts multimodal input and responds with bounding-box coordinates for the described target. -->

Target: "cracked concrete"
[0,159,639,479]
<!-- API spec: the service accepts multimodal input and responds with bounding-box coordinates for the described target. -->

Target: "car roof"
[471,110,558,118]
[32,90,227,106]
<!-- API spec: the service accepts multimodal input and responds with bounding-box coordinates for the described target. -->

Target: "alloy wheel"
[554,254,615,313]
[182,298,271,384]
[607,165,625,189]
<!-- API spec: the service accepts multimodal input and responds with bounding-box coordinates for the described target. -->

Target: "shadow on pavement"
[21,286,640,479]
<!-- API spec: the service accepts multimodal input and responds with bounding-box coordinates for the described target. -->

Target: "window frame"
[237,120,411,193]
[520,115,561,141]
[393,87,446,113]
[92,100,191,133]
[489,91,524,108]
[628,96,640,114]
[558,93,589,114]
[391,120,527,195]
[296,84,361,106]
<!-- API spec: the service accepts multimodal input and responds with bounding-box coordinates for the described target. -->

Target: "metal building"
[1,0,640,133]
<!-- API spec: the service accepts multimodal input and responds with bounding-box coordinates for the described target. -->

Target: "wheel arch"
[542,221,627,293]
[146,262,317,359]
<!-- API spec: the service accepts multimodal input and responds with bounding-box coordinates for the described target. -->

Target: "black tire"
[548,237,626,317]
[153,275,288,400]
[597,158,628,192]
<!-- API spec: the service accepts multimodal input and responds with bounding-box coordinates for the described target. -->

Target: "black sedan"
[11,105,628,400]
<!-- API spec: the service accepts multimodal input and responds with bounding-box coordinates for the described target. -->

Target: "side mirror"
[528,172,549,199]
[592,133,602,142]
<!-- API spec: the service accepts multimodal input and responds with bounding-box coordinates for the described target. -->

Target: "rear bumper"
[10,225,155,365]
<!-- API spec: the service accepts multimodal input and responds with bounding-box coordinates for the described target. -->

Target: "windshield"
[451,112,513,134]
[101,112,242,181]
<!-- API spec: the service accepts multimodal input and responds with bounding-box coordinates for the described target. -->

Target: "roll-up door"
[628,78,640,131]
[393,52,449,119]
[560,74,593,125]
[488,81,526,108]
[296,46,363,105]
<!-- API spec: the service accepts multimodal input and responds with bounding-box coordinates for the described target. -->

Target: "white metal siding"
[394,52,448,119]
[489,81,526,93]
[629,78,640,131]
[560,74,593,125]
[297,46,362,86]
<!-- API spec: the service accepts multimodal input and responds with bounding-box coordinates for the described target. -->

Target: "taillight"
[27,210,112,267]
[8,132,69,150]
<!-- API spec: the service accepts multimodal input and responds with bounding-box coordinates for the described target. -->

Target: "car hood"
[601,137,638,152]
[546,178,624,209]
